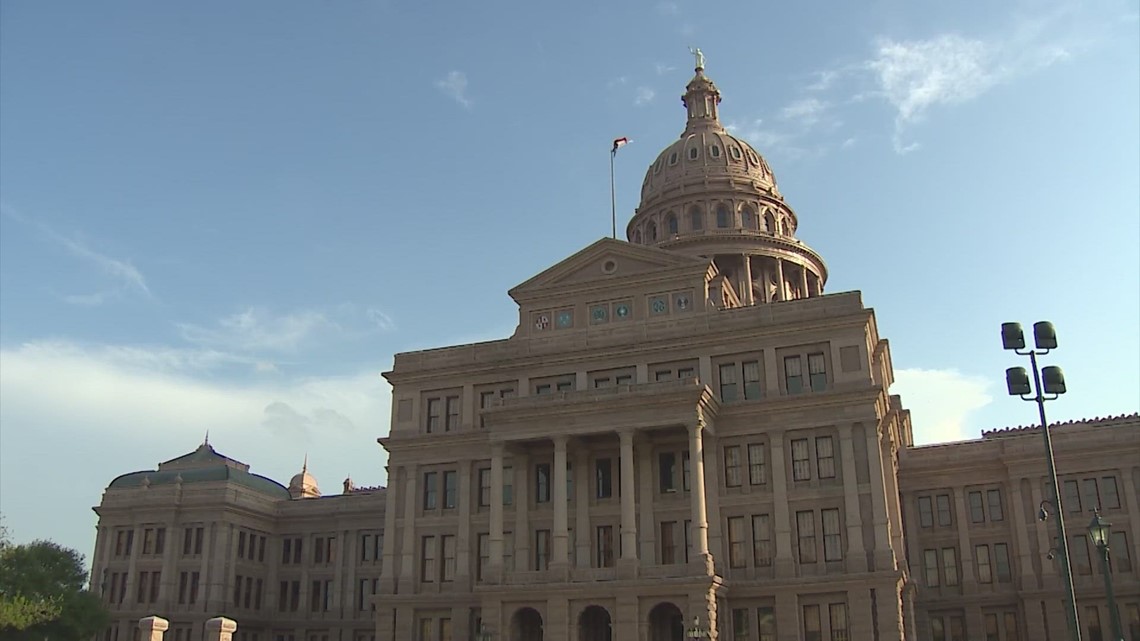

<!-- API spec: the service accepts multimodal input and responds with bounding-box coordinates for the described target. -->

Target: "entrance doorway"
[577,605,613,641]
[510,607,543,641]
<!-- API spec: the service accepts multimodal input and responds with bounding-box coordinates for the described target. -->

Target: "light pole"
[686,615,709,640]
[1088,511,1125,641]
[1001,320,1080,641]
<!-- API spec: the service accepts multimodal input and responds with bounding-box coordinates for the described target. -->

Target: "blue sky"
[1,0,1137,562]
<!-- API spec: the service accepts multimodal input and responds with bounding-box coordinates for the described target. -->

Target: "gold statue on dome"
[689,47,705,70]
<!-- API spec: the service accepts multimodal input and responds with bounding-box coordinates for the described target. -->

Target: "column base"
[873,548,897,572]
[774,556,796,578]
[549,561,571,582]
[689,553,715,577]
[617,557,640,579]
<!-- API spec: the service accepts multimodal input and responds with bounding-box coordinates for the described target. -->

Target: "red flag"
[612,137,631,152]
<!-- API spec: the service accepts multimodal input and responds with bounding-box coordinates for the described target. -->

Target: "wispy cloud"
[1,202,152,304]
[177,304,395,355]
[435,70,472,109]
[780,97,829,127]
[655,63,677,76]
[634,86,656,106]
[893,368,993,444]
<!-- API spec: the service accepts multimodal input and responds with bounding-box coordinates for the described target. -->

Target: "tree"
[0,530,108,641]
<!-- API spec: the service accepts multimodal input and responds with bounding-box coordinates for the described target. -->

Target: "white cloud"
[1,203,151,303]
[607,76,629,88]
[434,71,472,109]
[780,97,829,126]
[893,368,994,444]
[634,86,656,106]
[178,308,336,353]
[0,339,391,556]
[655,63,676,76]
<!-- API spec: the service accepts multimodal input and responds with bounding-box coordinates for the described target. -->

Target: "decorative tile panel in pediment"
[508,238,710,302]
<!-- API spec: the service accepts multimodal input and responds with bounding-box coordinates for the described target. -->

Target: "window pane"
[724,446,742,487]
[919,497,934,528]
[752,514,771,567]
[822,509,842,562]
[829,603,849,641]
[748,443,766,485]
[816,436,835,479]
[791,439,811,481]
[1101,476,1121,509]
[728,517,746,568]
[924,549,940,587]
[936,495,952,526]
[975,545,992,583]
[987,489,1004,521]
[797,511,816,563]
[803,605,821,641]
[719,363,738,402]
[968,491,985,523]
[942,547,958,586]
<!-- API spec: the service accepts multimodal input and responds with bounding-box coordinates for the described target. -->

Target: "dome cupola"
[288,455,320,499]
[627,51,827,305]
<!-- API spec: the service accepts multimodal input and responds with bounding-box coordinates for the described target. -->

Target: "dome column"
[775,259,786,302]
[742,255,755,305]
[799,265,809,300]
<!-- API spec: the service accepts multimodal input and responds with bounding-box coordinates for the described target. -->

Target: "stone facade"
[89,62,1140,641]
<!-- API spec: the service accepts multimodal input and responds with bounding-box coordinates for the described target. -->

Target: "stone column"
[741,254,755,305]
[138,616,169,641]
[758,261,771,304]
[204,617,237,641]
[638,437,656,566]
[839,425,867,572]
[380,463,400,593]
[399,465,419,584]
[198,522,214,609]
[514,452,530,574]
[952,488,977,586]
[775,259,785,302]
[1008,478,1037,587]
[798,264,809,299]
[207,523,232,609]
[489,445,505,579]
[769,432,794,577]
[158,521,178,603]
[574,448,591,569]
[456,459,473,585]
[552,436,570,569]
[864,426,895,569]
[813,273,823,296]
[687,421,712,574]
[619,430,638,575]
[124,525,142,606]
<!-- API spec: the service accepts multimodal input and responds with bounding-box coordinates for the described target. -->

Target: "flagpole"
[609,148,617,239]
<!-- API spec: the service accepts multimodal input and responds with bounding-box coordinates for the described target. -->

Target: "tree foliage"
[0,530,109,641]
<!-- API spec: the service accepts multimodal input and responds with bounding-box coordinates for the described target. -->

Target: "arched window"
[648,222,658,242]
[764,211,776,234]
[688,147,699,160]
[633,229,643,244]
[668,152,678,166]
[666,213,678,235]
[689,207,703,230]
[716,204,730,228]
[709,145,721,158]
[741,206,757,229]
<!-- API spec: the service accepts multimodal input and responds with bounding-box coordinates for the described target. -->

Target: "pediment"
[509,238,711,301]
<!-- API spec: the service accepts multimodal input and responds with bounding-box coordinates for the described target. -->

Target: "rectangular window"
[476,533,490,582]
[1082,477,1101,511]
[479,391,494,428]
[829,603,849,641]
[236,531,245,559]
[822,508,842,562]
[803,604,822,641]
[534,530,550,570]
[660,521,677,565]
[732,609,749,640]
[950,616,965,641]
[924,549,940,587]
[796,511,817,563]
[441,535,456,581]
[596,526,614,568]
[919,496,934,528]
[1111,532,1131,572]
[747,443,766,485]
[502,467,513,506]
[784,356,804,394]
[758,607,776,641]
[1004,612,1019,641]
[1063,479,1082,513]
[807,352,827,390]
[678,367,695,379]
[985,614,999,641]
[724,445,742,487]
[816,436,836,479]
[655,369,672,382]
[942,547,958,586]
[1074,535,1092,575]
[742,360,761,399]
[479,468,491,507]
[423,472,438,510]
[426,398,440,433]
[596,458,613,498]
[503,530,514,571]
[593,377,611,388]
[936,494,953,526]
[535,463,551,503]
[932,617,945,641]
[987,489,1004,521]
[556,380,573,392]
[659,452,676,492]
[1085,606,1103,641]
[421,536,436,583]
[682,452,691,491]
[443,470,457,509]
[994,543,1012,582]
[419,619,432,641]
[1101,476,1121,509]
[752,514,772,567]
[535,384,551,395]
[719,363,738,402]
[444,395,459,431]
[968,491,985,523]
[791,438,811,481]
[728,516,747,568]
[975,545,992,583]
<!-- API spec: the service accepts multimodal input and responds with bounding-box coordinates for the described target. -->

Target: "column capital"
[552,434,568,449]
[618,429,635,445]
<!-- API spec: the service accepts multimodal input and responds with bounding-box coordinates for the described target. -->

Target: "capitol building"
[90,61,1140,641]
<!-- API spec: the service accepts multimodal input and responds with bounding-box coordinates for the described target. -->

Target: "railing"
[495,377,702,409]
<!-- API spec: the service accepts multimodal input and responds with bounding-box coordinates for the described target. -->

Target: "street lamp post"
[1088,511,1125,641]
[1001,321,1080,641]
[686,615,709,640]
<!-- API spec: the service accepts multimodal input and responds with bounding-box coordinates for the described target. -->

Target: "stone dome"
[288,457,320,499]
[625,55,827,306]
